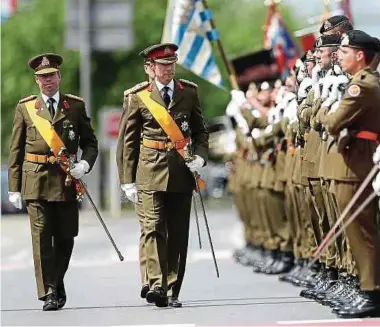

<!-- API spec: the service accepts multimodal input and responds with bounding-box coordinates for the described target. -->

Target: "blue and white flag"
[162,0,224,87]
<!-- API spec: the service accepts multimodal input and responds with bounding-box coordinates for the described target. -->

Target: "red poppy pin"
[63,100,70,109]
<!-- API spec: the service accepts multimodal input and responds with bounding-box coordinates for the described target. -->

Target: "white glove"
[8,192,22,209]
[311,64,321,84]
[230,90,247,107]
[372,172,380,196]
[121,183,138,203]
[298,78,313,99]
[373,145,380,165]
[185,155,205,172]
[70,160,90,179]
[321,76,337,99]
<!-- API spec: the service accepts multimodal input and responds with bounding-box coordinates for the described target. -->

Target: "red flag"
[299,33,317,52]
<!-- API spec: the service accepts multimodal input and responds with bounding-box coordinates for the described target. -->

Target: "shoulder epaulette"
[19,95,37,104]
[66,94,84,102]
[179,79,198,88]
[126,81,149,95]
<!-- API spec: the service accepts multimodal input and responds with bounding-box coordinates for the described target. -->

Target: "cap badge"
[324,20,332,30]
[341,34,349,46]
[41,56,50,66]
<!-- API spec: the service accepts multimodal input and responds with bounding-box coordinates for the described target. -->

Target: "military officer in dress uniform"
[8,53,98,311]
[119,43,209,308]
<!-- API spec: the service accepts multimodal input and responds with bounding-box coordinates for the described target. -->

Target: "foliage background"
[1,0,301,158]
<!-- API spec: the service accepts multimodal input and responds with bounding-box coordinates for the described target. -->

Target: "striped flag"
[264,3,299,78]
[161,0,224,87]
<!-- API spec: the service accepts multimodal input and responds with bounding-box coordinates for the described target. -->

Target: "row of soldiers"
[228,15,380,319]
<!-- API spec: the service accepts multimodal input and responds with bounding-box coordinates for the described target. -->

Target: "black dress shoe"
[57,283,67,309]
[168,296,182,308]
[337,291,380,319]
[146,287,168,307]
[43,292,58,311]
[140,284,149,299]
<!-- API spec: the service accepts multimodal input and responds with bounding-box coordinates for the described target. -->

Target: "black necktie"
[162,86,171,108]
[47,98,55,118]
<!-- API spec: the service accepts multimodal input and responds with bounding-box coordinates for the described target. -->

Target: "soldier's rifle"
[57,148,124,262]
[184,146,220,278]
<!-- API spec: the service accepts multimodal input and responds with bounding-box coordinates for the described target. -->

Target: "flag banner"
[264,3,299,78]
[230,49,280,92]
[162,0,224,87]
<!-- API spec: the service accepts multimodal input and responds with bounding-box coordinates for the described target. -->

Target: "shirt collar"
[155,78,174,92]
[41,91,60,104]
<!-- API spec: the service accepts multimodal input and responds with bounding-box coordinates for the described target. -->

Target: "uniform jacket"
[319,68,380,181]
[8,93,98,201]
[120,79,209,193]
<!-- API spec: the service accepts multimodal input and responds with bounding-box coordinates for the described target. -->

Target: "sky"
[282,0,380,37]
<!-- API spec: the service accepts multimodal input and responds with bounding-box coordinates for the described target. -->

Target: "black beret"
[340,30,378,51]
[319,15,352,34]
[316,34,341,48]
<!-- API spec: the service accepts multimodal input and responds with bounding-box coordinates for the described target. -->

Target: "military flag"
[161,0,224,87]
[264,2,299,78]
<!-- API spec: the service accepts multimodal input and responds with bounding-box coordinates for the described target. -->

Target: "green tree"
[1,0,301,158]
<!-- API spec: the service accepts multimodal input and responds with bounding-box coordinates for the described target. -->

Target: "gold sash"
[24,99,84,195]
[137,89,206,190]
[25,99,65,156]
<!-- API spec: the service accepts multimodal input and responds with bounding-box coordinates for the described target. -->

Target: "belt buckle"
[165,141,175,151]
[47,156,57,164]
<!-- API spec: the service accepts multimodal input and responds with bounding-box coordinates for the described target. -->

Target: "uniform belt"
[354,131,380,143]
[25,153,57,164]
[142,138,190,151]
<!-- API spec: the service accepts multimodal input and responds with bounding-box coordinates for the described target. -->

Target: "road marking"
[277,318,363,324]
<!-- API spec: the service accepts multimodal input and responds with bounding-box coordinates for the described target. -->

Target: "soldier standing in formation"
[231,15,380,318]
[8,53,98,311]
[117,43,209,308]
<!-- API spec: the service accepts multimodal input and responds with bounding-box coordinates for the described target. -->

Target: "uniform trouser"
[285,183,302,258]
[320,179,341,269]
[26,200,78,300]
[235,188,250,244]
[329,181,358,276]
[294,184,315,259]
[331,181,380,289]
[135,201,148,286]
[248,187,265,247]
[258,188,290,251]
[139,190,192,297]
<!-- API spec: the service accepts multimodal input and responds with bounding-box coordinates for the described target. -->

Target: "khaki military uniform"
[8,93,98,299]
[121,79,208,296]
[319,68,380,290]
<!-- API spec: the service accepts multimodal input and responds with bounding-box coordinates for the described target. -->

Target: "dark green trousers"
[139,190,192,297]
[26,200,78,300]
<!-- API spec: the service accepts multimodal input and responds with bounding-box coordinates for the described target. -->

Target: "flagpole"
[201,0,240,90]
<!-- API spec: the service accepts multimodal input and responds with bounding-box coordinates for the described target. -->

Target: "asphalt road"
[1,199,379,326]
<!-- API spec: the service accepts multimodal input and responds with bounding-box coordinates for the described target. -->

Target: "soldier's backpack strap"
[136,89,206,190]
